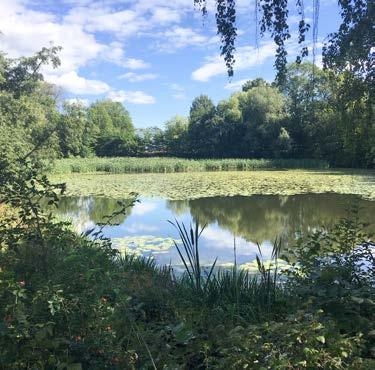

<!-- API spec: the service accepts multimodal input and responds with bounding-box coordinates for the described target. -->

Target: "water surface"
[57,193,375,268]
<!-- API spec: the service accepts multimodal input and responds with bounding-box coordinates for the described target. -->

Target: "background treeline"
[146,66,373,168]
[1,48,373,168]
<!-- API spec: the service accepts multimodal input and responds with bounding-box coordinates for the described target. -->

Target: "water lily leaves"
[51,170,375,201]
[112,236,178,256]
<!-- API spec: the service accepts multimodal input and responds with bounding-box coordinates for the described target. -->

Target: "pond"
[56,192,375,270]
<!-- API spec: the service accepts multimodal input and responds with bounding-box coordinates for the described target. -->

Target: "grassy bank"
[51,157,330,174]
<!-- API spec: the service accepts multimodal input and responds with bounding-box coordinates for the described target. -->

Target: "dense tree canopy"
[164,116,189,155]
[0,46,373,168]
[88,100,133,138]
[188,95,218,156]
[0,49,139,161]
[0,48,61,165]
[147,62,372,167]
[58,102,90,158]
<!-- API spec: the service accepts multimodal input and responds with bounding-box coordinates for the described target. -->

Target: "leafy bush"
[208,310,367,369]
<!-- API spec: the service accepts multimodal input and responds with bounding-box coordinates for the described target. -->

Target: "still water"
[56,194,375,268]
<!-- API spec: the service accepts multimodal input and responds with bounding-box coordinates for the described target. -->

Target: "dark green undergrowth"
[1,158,374,369]
[51,157,329,175]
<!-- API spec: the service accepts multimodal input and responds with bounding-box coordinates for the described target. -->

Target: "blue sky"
[0,0,341,128]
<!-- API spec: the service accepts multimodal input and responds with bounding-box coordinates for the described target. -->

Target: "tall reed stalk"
[170,220,285,320]
[168,219,217,294]
[256,238,283,314]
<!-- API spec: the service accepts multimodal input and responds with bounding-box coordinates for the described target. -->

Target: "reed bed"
[169,220,287,322]
[51,156,329,174]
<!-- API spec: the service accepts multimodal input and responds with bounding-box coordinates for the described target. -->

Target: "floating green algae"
[112,236,179,255]
[50,170,375,201]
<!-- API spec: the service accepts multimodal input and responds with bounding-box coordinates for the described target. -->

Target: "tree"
[188,95,218,157]
[237,83,286,156]
[88,99,134,139]
[323,0,374,85]
[94,135,138,157]
[242,78,270,92]
[275,126,293,157]
[216,95,243,156]
[164,116,189,155]
[0,46,61,98]
[0,47,62,164]
[136,127,165,154]
[58,102,90,157]
[194,0,310,83]
[195,1,373,87]
[332,72,374,167]
[280,62,373,166]
[280,63,338,159]
[87,99,136,156]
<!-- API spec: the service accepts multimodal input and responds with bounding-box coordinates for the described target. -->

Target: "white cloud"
[100,41,125,63]
[155,27,218,52]
[202,226,274,259]
[108,90,156,104]
[119,72,158,82]
[47,71,110,94]
[224,79,249,91]
[168,83,186,100]
[151,7,181,24]
[63,1,188,39]
[63,5,145,37]
[132,0,192,15]
[0,1,157,99]
[80,9,138,33]
[192,42,276,82]
[124,223,159,233]
[0,0,113,99]
[100,42,151,70]
[131,202,158,215]
[288,15,312,25]
[0,2,105,74]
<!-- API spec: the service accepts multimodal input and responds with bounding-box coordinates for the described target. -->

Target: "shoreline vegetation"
[1,158,374,368]
[51,157,330,174]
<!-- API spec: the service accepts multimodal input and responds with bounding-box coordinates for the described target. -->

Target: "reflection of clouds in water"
[63,217,95,234]
[76,220,96,234]
[131,202,158,216]
[201,225,274,259]
[58,197,96,234]
[124,223,159,233]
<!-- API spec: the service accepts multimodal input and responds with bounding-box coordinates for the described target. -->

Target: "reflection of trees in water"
[57,194,375,244]
[167,195,375,244]
[57,197,134,228]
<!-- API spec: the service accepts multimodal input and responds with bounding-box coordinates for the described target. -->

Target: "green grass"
[51,156,330,174]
